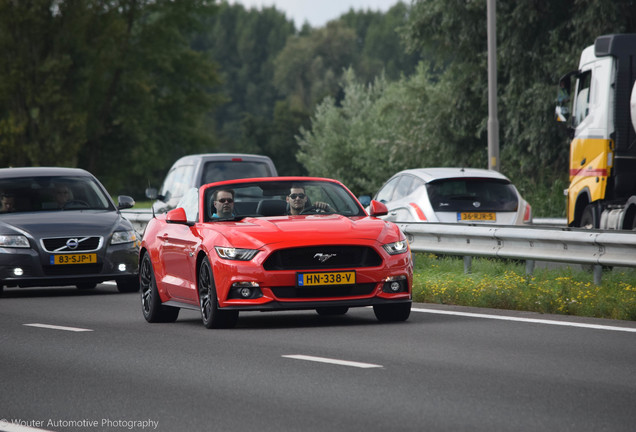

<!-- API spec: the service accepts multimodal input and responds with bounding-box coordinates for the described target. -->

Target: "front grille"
[43,263,103,276]
[263,246,382,271]
[41,236,103,253]
[271,283,376,299]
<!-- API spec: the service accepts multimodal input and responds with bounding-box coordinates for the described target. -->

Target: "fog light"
[118,264,127,272]
[229,282,262,300]
[382,275,407,293]
[13,267,24,276]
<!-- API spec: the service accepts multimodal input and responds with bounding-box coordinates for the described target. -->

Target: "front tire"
[198,257,238,329]
[140,253,179,323]
[373,302,411,322]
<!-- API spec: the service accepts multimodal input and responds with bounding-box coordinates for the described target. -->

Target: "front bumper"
[213,250,413,311]
[220,296,412,312]
[0,243,139,288]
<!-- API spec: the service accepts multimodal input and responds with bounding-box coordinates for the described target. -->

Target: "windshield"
[0,176,113,214]
[201,160,274,184]
[426,178,519,212]
[202,180,365,221]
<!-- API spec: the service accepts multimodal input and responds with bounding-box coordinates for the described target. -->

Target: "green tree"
[195,3,295,155]
[274,21,358,113]
[0,0,222,197]
[402,0,635,214]
[298,70,408,194]
[339,2,419,82]
[0,0,88,167]
[298,0,635,216]
[79,0,222,195]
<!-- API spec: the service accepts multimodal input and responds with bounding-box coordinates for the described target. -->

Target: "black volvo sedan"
[0,167,139,294]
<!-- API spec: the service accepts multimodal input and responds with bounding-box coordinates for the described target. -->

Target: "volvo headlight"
[382,240,408,255]
[111,230,137,245]
[215,247,259,261]
[0,235,30,248]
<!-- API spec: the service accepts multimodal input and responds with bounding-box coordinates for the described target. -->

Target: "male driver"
[54,184,72,208]
[286,185,330,215]
[0,192,16,212]
[212,189,235,218]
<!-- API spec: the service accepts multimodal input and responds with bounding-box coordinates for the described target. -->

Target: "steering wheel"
[300,205,333,214]
[63,200,90,209]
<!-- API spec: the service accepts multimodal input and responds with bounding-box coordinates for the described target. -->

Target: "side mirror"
[555,105,570,122]
[358,195,371,207]
[166,207,188,224]
[117,195,135,210]
[368,200,388,217]
[145,187,158,200]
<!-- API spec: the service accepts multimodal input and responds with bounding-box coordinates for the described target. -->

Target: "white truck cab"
[556,34,636,230]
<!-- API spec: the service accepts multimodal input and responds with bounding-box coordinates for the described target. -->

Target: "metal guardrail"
[121,209,635,284]
[121,209,153,235]
[397,222,636,284]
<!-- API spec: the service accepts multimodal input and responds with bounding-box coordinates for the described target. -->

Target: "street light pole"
[487,0,499,171]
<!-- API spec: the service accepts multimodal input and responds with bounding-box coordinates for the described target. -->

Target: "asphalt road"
[1,283,635,432]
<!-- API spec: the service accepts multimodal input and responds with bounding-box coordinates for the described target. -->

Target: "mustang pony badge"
[314,253,336,263]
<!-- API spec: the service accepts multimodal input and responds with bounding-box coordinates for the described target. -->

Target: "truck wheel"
[580,205,597,229]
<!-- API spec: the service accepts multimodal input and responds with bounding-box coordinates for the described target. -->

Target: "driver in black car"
[54,183,73,208]
[286,185,331,215]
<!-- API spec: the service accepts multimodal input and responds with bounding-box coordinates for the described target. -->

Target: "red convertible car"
[140,177,412,329]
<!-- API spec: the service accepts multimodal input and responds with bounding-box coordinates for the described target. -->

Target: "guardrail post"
[593,265,603,285]
[463,256,472,274]
[525,259,535,275]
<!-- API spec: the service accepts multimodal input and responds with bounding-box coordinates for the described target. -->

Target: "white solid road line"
[283,354,383,368]
[23,323,93,332]
[412,308,636,333]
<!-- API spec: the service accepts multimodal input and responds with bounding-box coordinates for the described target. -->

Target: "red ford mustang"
[139,177,412,328]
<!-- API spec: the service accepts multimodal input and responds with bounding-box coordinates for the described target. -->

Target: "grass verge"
[412,253,636,321]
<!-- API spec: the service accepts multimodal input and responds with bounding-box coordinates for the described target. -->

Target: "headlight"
[111,230,137,245]
[215,247,259,261]
[382,240,408,255]
[0,235,30,248]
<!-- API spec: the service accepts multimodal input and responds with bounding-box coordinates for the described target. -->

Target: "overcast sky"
[229,0,401,28]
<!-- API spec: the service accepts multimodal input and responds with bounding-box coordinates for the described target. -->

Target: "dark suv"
[146,153,278,213]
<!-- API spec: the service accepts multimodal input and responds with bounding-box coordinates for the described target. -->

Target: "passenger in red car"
[212,189,235,218]
[286,186,330,215]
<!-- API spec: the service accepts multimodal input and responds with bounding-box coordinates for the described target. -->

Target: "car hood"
[208,215,401,249]
[0,211,126,237]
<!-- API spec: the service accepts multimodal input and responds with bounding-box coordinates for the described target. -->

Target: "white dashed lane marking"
[23,323,93,332]
[283,355,383,368]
